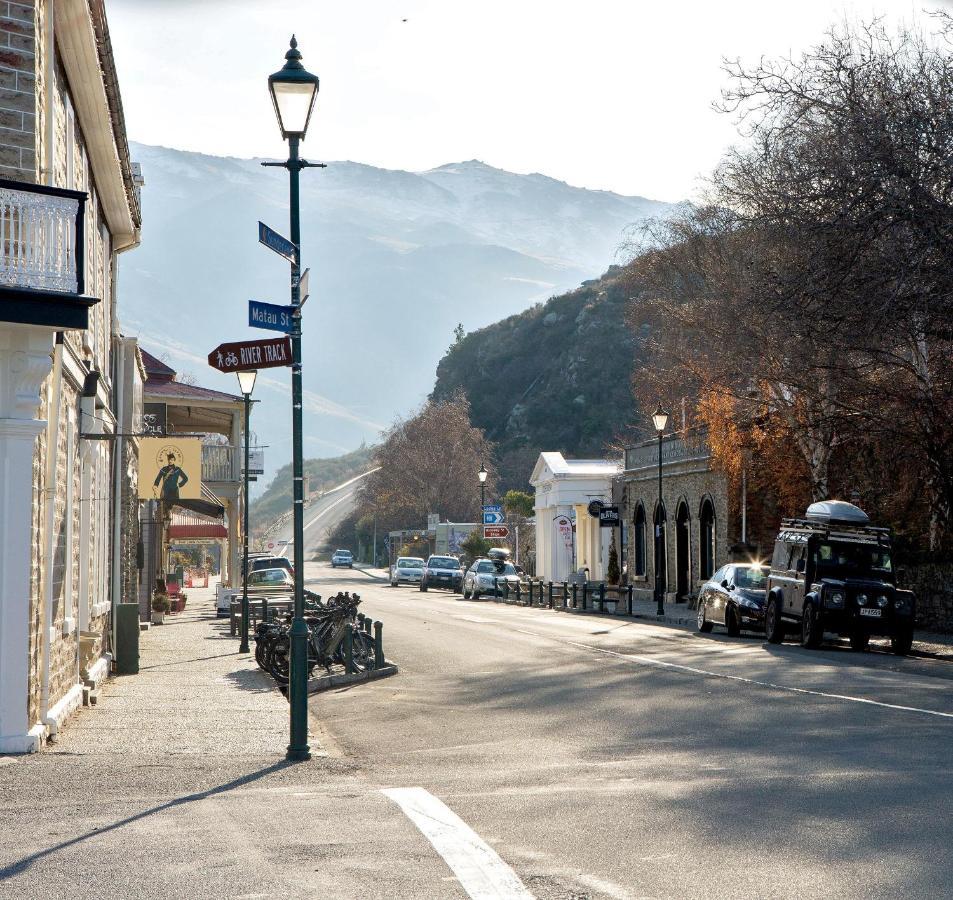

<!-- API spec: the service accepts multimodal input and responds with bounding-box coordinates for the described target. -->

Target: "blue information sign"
[483,511,505,525]
[258,221,297,263]
[249,300,294,334]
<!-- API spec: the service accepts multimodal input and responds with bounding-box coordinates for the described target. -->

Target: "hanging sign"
[245,448,265,475]
[142,403,167,437]
[208,337,292,373]
[598,506,621,527]
[138,437,202,501]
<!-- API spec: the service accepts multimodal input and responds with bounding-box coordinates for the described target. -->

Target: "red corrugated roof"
[144,380,242,403]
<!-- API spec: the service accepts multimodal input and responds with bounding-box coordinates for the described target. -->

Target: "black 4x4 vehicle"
[764,501,915,655]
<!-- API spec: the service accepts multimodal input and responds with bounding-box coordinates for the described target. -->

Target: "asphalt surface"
[305,561,953,900]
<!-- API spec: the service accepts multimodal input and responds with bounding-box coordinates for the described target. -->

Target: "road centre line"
[304,491,354,531]
[563,640,953,720]
[382,787,534,900]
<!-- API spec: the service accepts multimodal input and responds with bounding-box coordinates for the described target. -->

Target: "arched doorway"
[653,501,667,597]
[699,497,716,581]
[675,500,691,601]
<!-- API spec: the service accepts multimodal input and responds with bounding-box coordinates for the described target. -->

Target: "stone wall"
[0,0,36,180]
[898,564,953,633]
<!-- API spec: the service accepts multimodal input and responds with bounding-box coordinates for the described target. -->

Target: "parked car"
[244,555,293,578]
[764,500,915,654]
[331,549,353,569]
[462,555,521,599]
[419,555,463,592]
[697,563,770,635]
[246,568,294,591]
[390,556,425,587]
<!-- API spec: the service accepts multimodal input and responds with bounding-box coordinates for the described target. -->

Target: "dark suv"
[764,501,915,654]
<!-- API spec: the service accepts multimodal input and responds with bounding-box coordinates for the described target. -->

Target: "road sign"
[484,525,510,539]
[258,221,297,263]
[268,542,275,549]
[298,267,310,305]
[483,510,505,525]
[598,505,621,527]
[249,300,294,334]
[482,504,501,513]
[208,337,292,373]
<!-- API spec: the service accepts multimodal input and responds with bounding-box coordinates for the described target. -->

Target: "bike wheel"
[350,630,374,672]
[267,635,290,684]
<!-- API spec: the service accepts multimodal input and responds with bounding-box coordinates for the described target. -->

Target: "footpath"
[0,582,448,899]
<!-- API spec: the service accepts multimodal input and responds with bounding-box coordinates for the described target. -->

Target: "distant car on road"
[331,549,353,569]
[697,563,770,635]
[390,556,425,587]
[462,555,521,599]
[419,555,463,592]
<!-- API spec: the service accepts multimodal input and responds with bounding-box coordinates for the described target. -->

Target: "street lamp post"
[265,36,321,762]
[236,369,257,654]
[478,462,487,513]
[652,403,670,617]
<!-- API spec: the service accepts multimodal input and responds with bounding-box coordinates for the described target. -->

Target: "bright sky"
[109,0,951,202]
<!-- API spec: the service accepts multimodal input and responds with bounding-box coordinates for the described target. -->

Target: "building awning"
[167,494,228,540]
[171,484,226,522]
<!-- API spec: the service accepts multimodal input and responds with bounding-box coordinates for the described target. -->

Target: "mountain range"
[117,142,672,487]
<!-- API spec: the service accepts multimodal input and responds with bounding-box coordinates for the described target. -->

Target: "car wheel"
[725,604,741,637]
[849,631,870,651]
[765,597,784,644]
[419,583,428,592]
[800,603,823,649]
[891,627,913,656]
[697,600,713,633]
[390,579,397,588]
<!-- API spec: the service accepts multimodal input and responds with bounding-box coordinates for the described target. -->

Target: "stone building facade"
[0,0,142,752]
[620,433,732,605]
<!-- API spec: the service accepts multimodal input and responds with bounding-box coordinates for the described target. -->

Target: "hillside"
[431,267,642,491]
[249,445,376,532]
[117,143,673,485]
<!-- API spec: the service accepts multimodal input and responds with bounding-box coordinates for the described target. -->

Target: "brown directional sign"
[208,337,292,373]
[483,525,510,539]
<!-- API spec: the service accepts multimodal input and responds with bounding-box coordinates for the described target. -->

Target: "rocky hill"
[431,267,643,491]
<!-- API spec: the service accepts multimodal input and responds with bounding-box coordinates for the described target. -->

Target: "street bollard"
[547,581,553,608]
[572,582,578,609]
[344,623,355,674]
[374,620,384,668]
[515,582,522,605]
[262,596,269,624]
[528,581,534,606]
[599,583,606,612]
[582,582,588,611]
[627,584,633,615]
[364,616,372,635]
[562,582,569,609]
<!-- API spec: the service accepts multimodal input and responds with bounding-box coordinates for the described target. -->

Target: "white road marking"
[304,490,355,531]
[564,640,953,720]
[382,787,534,899]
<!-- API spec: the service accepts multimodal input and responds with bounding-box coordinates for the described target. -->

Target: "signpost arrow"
[483,511,505,525]
[483,525,510,539]
[258,221,297,264]
[249,300,295,334]
[208,337,293,373]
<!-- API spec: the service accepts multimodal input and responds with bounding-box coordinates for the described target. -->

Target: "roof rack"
[778,518,891,545]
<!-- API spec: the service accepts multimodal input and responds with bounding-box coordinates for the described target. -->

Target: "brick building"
[0,0,142,752]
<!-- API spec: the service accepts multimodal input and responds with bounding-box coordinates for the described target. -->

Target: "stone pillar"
[0,325,53,752]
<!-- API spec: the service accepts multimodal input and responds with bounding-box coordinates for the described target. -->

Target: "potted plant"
[151,593,170,625]
[179,592,188,608]
[605,540,621,613]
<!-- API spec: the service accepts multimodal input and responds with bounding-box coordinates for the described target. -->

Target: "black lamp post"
[652,403,670,616]
[264,35,321,762]
[478,462,487,512]
[236,369,257,654]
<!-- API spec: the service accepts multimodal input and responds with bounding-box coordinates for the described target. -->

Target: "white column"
[0,326,54,753]
[226,500,240,588]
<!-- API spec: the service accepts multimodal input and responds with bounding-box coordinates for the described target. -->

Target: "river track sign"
[208,337,292,373]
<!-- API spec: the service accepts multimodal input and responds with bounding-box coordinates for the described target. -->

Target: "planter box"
[151,611,165,625]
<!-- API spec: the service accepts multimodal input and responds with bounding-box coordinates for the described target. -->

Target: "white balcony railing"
[0,179,87,295]
[202,444,237,483]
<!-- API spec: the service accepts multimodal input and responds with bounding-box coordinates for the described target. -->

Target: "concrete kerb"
[306,662,399,694]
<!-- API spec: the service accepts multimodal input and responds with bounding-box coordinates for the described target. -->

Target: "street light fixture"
[652,403,670,617]
[236,369,257,654]
[264,36,323,763]
[478,462,487,511]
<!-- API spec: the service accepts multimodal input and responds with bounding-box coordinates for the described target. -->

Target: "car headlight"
[827,591,845,608]
[877,595,889,608]
[856,594,867,606]
[739,597,760,609]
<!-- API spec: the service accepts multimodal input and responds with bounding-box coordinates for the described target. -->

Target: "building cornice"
[54,0,137,245]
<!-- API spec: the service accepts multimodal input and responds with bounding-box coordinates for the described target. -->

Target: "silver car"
[462,558,521,599]
[390,556,425,587]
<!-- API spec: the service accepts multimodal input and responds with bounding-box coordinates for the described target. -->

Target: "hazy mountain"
[118,142,672,486]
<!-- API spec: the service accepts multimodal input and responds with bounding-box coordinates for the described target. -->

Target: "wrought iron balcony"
[202,444,238,483]
[0,177,96,330]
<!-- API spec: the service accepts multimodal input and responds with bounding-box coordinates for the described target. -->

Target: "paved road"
[304,561,953,899]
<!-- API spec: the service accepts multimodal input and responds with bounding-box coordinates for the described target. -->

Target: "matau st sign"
[208,337,292,373]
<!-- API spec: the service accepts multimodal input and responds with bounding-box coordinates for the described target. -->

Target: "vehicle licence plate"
[859,608,881,617]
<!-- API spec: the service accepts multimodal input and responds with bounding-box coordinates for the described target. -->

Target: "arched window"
[634,503,646,576]
[699,497,715,580]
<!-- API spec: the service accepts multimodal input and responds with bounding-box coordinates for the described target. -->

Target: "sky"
[108,0,953,204]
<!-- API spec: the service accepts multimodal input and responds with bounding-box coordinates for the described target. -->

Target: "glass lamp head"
[652,402,670,434]
[268,35,320,139]
[478,464,488,484]
[236,369,257,396]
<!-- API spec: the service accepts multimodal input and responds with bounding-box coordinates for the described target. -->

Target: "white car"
[331,549,353,568]
[462,558,521,599]
[390,556,425,586]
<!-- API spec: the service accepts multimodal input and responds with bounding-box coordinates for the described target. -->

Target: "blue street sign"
[249,300,294,334]
[482,504,501,513]
[258,221,297,263]
[483,511,505,525]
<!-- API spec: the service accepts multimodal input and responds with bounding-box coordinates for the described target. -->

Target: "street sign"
[298,267,310,305]
[483,510,505,525]
[482,504,501,513]
[587,499,605,518]
[249,300,294,334]
[258,221,297,263]
[246,448,264,475]
[484,525,510,539]
[598,505,621,527]
[208,337,292,373]
[268,542,275,549]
